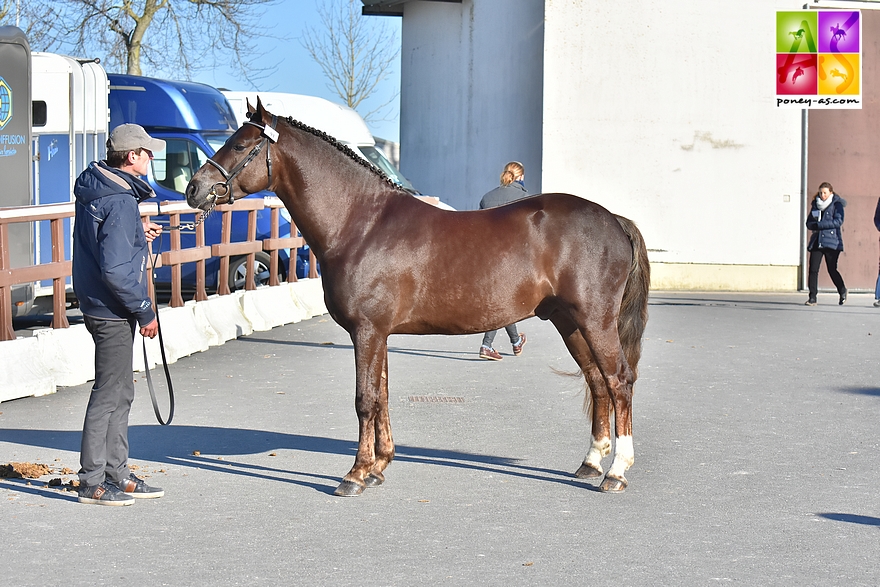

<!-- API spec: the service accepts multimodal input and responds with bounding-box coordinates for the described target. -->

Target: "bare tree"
[301,0,400,124]
[0,0,64,50]
[4,0,280,84]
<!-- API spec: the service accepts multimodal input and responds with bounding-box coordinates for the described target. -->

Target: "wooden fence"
[0,197,316,342]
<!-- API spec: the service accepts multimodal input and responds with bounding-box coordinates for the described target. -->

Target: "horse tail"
[614,214,650,380]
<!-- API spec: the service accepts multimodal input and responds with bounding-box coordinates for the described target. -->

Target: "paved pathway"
[1,292,878,586]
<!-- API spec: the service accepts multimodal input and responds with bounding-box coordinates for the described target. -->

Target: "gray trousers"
[79,315,136,487]
[481,323,519,348]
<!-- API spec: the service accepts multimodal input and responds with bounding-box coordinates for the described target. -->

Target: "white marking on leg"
[585,435,611,472]
[606,435,634,480]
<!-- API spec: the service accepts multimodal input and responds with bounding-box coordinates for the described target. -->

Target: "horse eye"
[233,144,246,152]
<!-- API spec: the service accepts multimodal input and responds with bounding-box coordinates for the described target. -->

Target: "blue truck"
[2,40,301,318]
[108,73,296,290]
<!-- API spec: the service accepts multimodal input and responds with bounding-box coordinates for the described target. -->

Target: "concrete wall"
[398,0,809,289]
[0,279,328,404]
[399,0,544,210]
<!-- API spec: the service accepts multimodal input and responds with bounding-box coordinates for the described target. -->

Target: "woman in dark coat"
[805,181,847,306]
[476,161,529,360]
[873,197,880,307]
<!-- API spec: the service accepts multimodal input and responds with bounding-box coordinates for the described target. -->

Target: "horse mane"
[281,116,406,193]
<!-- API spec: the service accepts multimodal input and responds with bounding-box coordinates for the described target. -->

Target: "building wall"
[807,9,880,291]
[399,0,809,289]
[542,0,803,286]
[399,0,544,210]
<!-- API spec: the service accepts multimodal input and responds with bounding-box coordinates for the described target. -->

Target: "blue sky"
[190,1,402,143]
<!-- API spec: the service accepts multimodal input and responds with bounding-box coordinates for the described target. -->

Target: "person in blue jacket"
[476,161,529,360]
[873,197,880,308]
[72,124,166,506]
[805,181,847,306]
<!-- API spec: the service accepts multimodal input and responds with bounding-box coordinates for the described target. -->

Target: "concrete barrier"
[33,324,96,387]
[0,337,55,403]
[0,278,327,403]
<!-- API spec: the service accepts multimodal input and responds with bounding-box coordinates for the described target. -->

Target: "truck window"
[357,145,415,191]
[151,139,209,194]
[204,133,233,155]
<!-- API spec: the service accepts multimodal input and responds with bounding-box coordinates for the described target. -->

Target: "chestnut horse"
[185,100,650,496]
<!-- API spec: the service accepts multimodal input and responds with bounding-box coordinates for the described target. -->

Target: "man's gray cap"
[108,123,166,152]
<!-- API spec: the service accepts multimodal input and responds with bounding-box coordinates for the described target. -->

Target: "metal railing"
[0,197,317,342]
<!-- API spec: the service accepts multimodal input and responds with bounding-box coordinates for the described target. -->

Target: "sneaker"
[804,299,817,306]
[512,333,527,356]
[839,289,847,305]
[873,299,880,307]
[114,473,164,499]
[479,346,503,361]
[78,480,135,506]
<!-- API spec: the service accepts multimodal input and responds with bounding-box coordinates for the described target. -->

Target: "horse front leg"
[365,350,394,487]
[334,329,389,497]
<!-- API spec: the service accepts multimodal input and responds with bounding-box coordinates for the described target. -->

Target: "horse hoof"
[364,472,385,487]
[599,476,627,493]
[334,480,365,497]
[574,464,603,479]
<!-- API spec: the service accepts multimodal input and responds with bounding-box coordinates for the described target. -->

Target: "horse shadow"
[239,336,489,362]
[836,386,880,398]
[0,425,599,495]
[816,513,880,527]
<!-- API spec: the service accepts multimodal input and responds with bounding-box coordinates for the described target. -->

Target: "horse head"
[186,97,279,211]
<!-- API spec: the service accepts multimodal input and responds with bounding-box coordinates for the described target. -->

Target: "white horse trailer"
[0,26,34,316]
[221,91,415,191]
[0,32,109,317]
[30,52,109,300]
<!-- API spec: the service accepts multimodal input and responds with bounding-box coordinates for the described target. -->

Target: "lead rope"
[143,234,175,425]
[140,204,216,424]
[142,314,174,425]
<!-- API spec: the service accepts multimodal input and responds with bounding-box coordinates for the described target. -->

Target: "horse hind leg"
[600,352,635,493]
[550,315,613,482]
[581,322,635,493]
[575,363,613,481]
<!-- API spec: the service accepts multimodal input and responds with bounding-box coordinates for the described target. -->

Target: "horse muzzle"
[184,178,223,211]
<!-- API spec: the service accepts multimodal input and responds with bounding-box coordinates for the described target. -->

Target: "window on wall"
[150,139,209,194]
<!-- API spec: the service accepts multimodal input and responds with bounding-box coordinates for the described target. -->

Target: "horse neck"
[274,129,402,257]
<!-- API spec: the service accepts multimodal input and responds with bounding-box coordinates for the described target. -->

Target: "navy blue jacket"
[806,193,846,251]
[72,161,156,326]
[479,181,529,209]
[874,196,880,232]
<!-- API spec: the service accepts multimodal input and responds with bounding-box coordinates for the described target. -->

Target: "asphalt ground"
[1,291,878,586]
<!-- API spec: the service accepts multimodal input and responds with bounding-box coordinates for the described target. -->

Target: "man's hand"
[140,318,159,339]
[143,221,163,243]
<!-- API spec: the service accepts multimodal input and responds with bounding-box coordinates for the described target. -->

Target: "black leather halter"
[205,115,279,204]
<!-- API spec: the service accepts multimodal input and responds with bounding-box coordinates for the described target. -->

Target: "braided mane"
[281,116,406,192]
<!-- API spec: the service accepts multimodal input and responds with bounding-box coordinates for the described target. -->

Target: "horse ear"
[254,96,267,122]
[245,98,255,120]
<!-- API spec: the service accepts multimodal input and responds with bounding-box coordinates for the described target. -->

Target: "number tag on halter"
[263,126,279,143]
